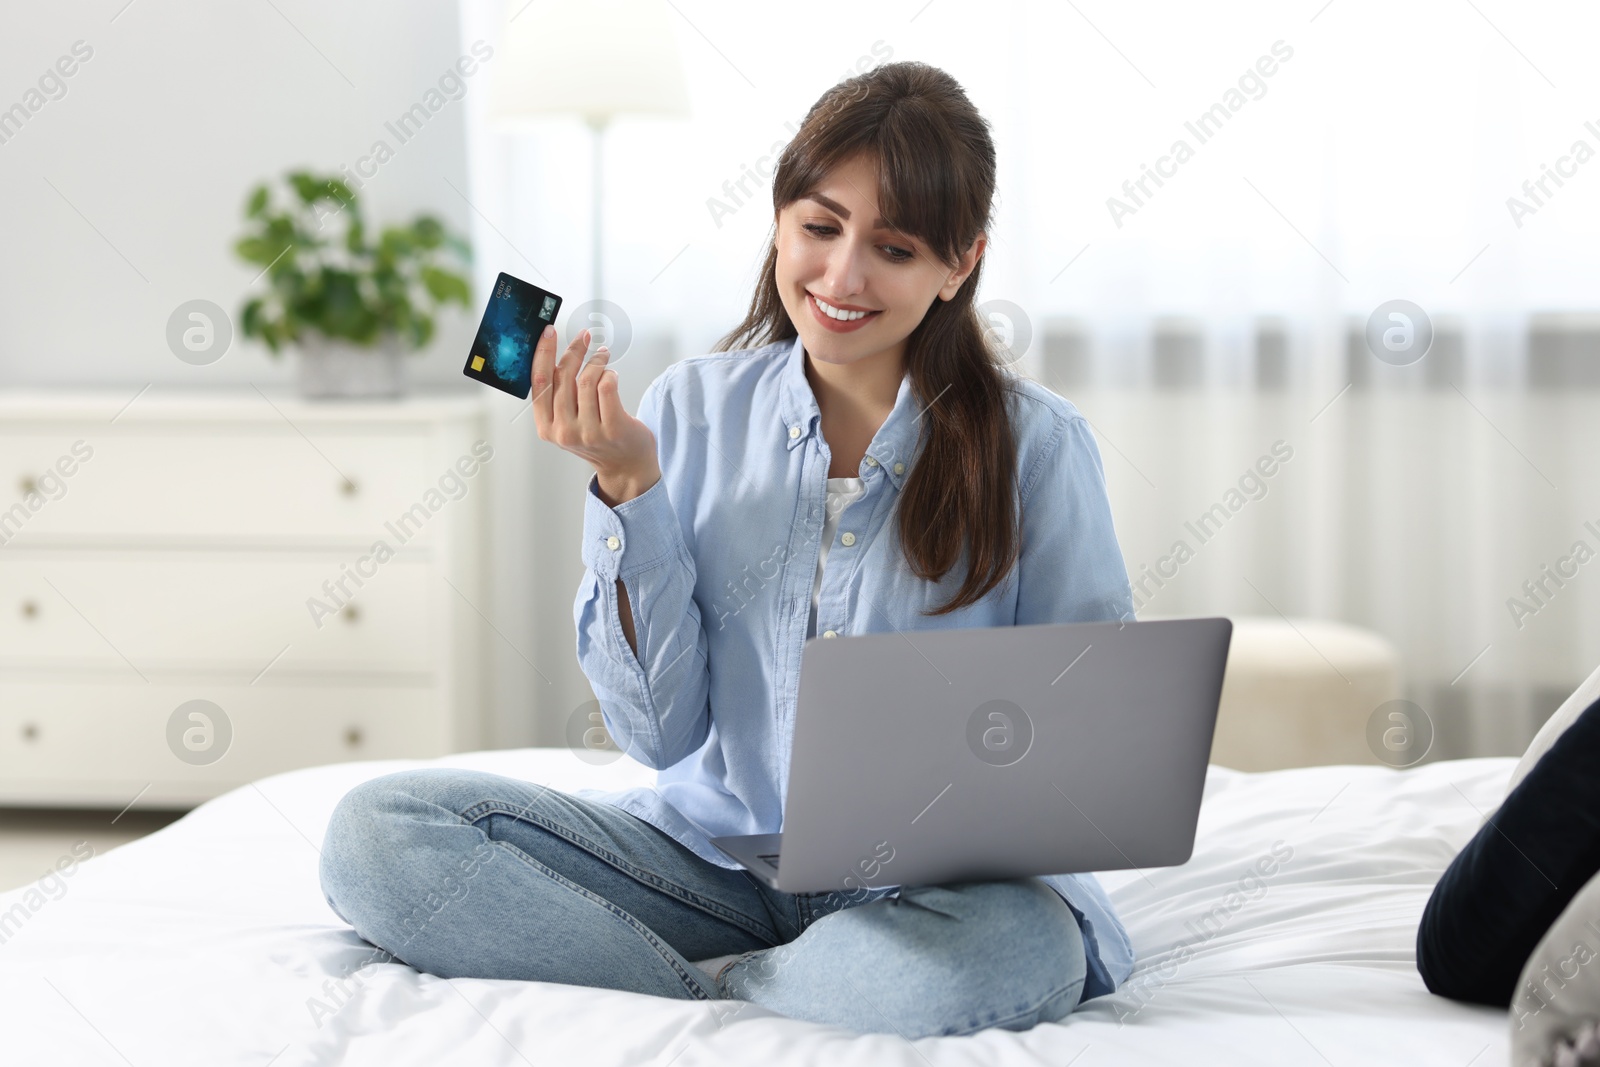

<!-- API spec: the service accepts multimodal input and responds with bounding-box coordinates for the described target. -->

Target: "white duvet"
[0,749,1510,1065]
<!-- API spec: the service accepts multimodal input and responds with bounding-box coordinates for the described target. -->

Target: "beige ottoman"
[1144,614,1402,771]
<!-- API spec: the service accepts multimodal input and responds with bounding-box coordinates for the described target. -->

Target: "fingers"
[595,363,625,428]
[532,327,589,438]
[533,328,623,448]
[575,345,610,426]
[530,323,558,432]
[552,329,588,426]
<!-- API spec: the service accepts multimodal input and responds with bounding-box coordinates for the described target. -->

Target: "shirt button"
[865,456,878,467]
[893,462,905,475]
[605,535,620,551]
[840,532,856,547]
[789,425,801,439]
[822,630,838,638]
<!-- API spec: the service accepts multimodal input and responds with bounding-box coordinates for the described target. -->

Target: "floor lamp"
[487,0,690,307]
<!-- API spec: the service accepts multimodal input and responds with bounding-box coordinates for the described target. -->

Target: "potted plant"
[233,170,473,399]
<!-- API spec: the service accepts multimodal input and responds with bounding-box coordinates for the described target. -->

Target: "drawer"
[0,555,435,674]
[0,428,464,545]
[0,681,447,807]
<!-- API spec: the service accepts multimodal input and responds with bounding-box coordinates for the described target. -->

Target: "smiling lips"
[807,291,882,333]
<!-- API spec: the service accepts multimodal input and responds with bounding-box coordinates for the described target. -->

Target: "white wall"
[0,1,557,751]
[0,0,478,390]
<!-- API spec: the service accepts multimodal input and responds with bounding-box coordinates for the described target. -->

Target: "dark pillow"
[1416,693,1600,1005]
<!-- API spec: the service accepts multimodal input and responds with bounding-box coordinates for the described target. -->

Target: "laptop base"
[709,833,784,888]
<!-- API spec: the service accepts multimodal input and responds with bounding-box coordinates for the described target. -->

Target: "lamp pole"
[586,114,607,308]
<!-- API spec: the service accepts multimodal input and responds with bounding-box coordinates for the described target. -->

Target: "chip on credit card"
[462,272,562,399]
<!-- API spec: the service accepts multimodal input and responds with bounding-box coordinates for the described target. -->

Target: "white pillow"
[1509,869,1600,1067]
[1507,661,1600,797]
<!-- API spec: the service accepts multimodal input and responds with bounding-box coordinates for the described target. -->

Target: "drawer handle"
[20,600,38,619]
[342,604,360,624]
[21,722,38,741]
[18,475,36,496]
[340,478,359,497]
[344,726,363,748]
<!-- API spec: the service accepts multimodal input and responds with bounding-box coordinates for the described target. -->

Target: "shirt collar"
[776,332,922,491]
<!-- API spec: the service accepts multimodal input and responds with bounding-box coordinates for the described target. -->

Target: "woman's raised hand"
[530,325,660,505]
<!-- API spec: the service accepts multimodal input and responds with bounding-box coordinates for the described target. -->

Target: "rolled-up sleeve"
[1014,414,1136,626]
[572,373,712,770]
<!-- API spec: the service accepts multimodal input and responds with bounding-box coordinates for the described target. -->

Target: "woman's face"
[774,151,984,374]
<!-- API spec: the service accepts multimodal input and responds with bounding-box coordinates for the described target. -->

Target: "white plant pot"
[294,335,407,400]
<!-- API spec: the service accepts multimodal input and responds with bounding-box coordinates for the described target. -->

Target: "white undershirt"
[807,476,866,639]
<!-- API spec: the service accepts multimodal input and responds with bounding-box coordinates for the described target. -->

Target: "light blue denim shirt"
[571,333,1138,1000]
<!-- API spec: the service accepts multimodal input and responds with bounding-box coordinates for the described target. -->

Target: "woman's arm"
[572,373,713,771]
[594,468,656,658]
[1014,413,1136,626]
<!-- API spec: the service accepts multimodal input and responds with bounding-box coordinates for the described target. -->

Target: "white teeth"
[813,295,871,321]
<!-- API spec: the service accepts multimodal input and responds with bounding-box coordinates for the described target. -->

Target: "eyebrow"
[803,192,890,230]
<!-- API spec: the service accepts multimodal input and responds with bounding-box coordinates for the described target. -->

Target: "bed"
[0,748,1510,1065]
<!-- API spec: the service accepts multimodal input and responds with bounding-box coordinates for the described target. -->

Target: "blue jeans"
[318,768,1088,1039]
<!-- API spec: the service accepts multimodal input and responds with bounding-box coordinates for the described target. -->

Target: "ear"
[938,231,987,302]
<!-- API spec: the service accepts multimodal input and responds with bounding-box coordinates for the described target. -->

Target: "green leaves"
[232,169,473,357]
[411,215,444,248]
[244,184,269,219]
[285,170,354,207]
[233,236,274,265]
[419,264,470,306]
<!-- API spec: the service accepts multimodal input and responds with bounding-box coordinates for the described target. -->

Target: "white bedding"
[0,749,1511,1065]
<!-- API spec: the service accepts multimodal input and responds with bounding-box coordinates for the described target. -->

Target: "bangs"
[773,81,981,268]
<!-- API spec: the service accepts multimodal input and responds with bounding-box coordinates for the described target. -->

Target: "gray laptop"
[710,616,1232,893]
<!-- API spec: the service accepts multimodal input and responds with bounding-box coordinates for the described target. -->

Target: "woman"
[319,61,1137,1039]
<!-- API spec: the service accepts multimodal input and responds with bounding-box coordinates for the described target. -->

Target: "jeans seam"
[461,798,778,945]
[713,949,762,997]
[492,823,718,1000]
[965,975,1086,1035]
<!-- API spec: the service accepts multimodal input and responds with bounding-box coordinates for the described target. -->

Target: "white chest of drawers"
[0,389,492,808]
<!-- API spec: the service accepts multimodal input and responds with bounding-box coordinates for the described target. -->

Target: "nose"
[821,237,869,300]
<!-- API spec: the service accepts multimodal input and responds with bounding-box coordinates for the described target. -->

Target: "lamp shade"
[488,0,691,128]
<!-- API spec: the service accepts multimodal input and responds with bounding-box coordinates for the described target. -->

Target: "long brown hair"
[715,61,1017,617]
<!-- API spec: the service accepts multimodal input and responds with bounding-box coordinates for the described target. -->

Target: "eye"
[801,222,916,263]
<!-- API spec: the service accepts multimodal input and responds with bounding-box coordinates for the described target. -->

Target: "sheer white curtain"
[458,0,1600,756]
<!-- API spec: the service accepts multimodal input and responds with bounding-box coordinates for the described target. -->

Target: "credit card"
[462,272,562,399]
